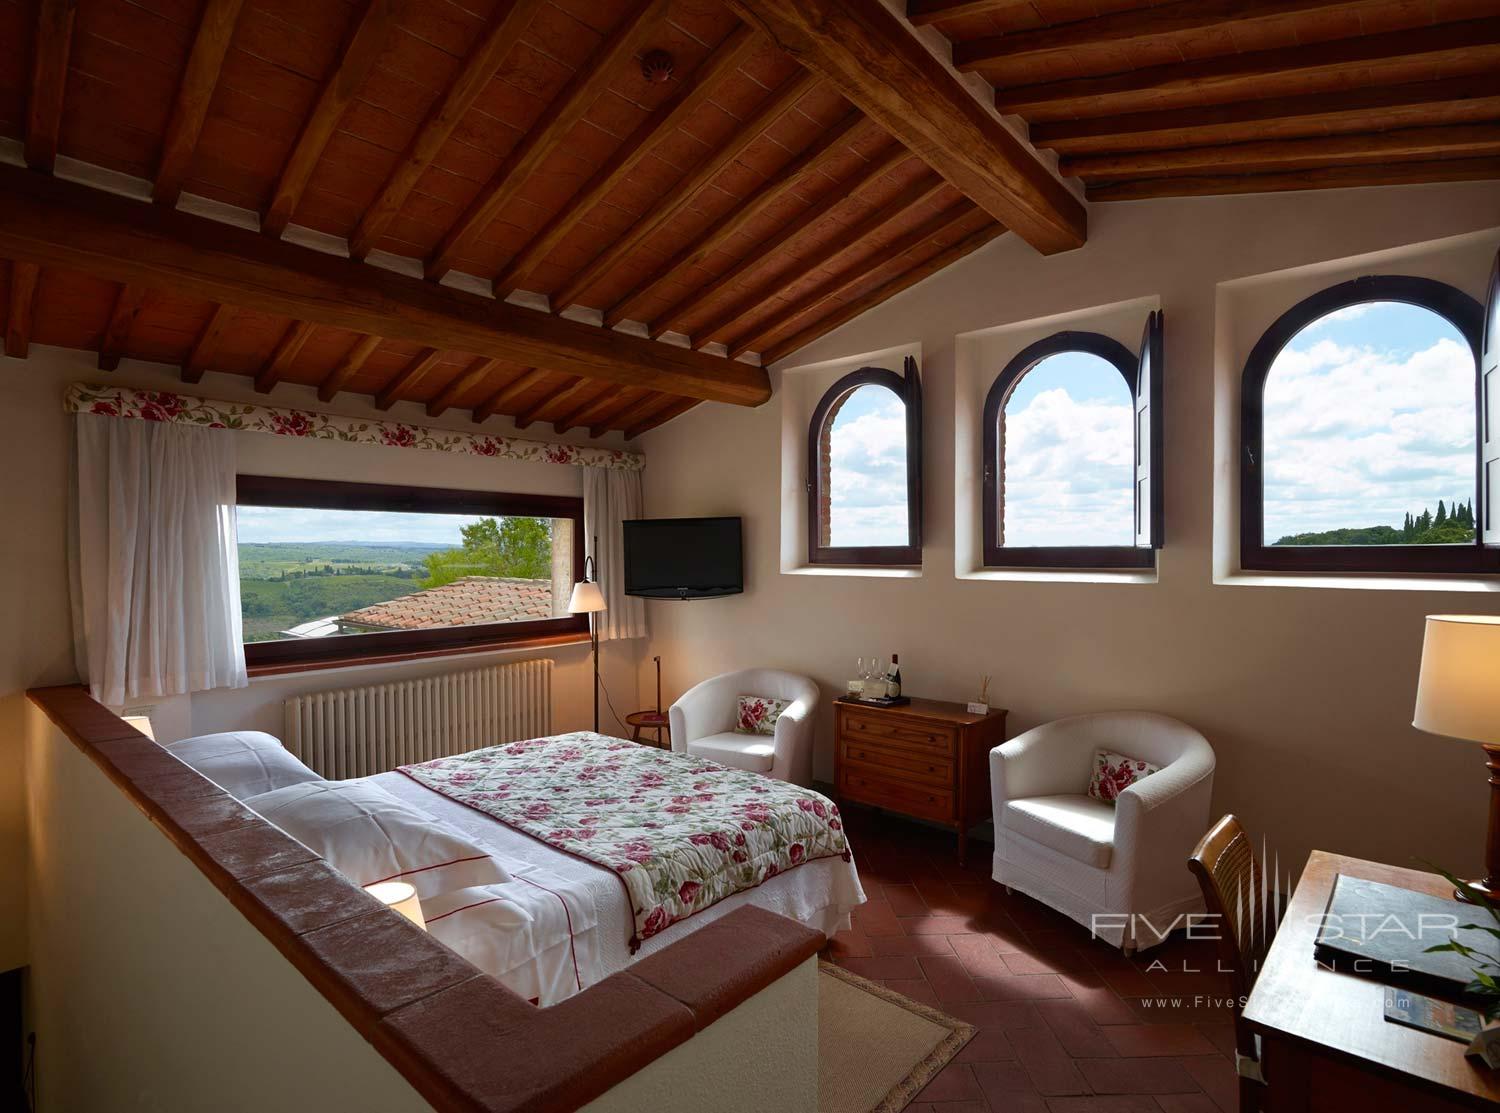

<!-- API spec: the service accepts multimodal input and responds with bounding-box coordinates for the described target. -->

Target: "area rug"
[819,961,975,1113]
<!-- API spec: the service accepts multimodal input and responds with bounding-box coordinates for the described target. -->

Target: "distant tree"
[1418,509,1433,533]
[1436,500,1448,527]
[420,517,553,589]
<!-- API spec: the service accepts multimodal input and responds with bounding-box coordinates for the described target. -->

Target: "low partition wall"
[25,685,822,1113]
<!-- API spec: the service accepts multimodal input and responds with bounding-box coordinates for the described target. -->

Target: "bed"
[375,730,865,1004]
[196,728,865,1007]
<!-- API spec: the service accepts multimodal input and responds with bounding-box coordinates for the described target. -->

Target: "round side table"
[626,710,670,749]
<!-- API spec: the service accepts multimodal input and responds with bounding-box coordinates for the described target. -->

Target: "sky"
[235,506,488,545]
[826,384,910,547]
[1261,300,1475,541]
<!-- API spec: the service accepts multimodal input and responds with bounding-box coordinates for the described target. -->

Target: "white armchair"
[990,712,1215,953]
[669,669,819,786]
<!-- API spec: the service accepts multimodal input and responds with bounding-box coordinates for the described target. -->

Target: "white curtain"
[71,413,248,707]
[583,466,646,642]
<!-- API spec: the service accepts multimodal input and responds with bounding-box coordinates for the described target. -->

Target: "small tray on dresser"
[836,694,910,708]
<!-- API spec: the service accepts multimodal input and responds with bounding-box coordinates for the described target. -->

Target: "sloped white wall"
[636,181,1500,879]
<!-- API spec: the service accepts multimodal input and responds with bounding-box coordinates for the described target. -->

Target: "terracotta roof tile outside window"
[339,577,555,632]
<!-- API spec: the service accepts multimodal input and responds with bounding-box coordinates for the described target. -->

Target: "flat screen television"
[622,517,742,599]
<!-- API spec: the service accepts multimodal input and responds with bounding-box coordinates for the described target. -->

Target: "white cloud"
[1262,335,1475,538]
[827,391,910,547]
[1001,387,1134,546]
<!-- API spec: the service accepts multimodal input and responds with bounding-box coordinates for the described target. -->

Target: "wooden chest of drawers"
[833,697,1008,864]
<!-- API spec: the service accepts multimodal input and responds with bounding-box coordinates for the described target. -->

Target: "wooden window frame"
[1239,275,1495,575]
[237,475,586,669]
[982,329,1156,569]
[806,360,923,566]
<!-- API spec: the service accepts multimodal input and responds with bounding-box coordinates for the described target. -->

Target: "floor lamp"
[569,545,607,733]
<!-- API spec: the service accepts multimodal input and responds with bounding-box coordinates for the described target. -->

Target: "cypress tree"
[1436,500,1448,527]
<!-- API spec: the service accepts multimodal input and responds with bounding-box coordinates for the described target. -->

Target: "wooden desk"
[832,696,1006,865]
[1245,851,1500,1111]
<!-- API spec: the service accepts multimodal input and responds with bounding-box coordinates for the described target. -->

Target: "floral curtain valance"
[65,383,646,472]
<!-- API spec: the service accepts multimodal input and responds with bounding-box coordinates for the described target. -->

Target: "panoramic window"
[1241,274,1496,574]
[237,476,584,667]
[807,359,923,565]
[983,319,1162,568]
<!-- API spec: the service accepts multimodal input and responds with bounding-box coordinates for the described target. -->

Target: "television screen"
[622,517,743,599]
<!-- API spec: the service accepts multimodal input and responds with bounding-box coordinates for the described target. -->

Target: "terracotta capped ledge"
[27,683,826,1113]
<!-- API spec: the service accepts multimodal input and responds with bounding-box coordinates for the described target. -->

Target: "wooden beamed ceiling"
[0,0,1026,437]
[1,0,1494,440]
[918,0,1500,200]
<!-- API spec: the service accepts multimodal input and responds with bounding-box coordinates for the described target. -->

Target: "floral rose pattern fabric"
[66,384,644,472]
[735,695,791,736]
[1087,749,1160,803]
[399,732,849,947]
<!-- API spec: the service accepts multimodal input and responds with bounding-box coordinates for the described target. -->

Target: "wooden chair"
[1188,814,1279,1112]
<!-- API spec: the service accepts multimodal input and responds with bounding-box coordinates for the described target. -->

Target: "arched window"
[1241,271,1498,574]
[807,358,922,565]
[982,317,1163,568]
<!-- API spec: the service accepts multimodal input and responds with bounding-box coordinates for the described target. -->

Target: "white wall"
[0,348,644,973]
[637,181,1500,879]
[24,706,433,1112]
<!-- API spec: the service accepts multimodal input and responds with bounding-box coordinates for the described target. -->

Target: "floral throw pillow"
[1088,749,1160,803]
[736,695,791,736]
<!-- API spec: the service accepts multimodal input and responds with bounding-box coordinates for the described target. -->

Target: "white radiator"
[283,659,553,779]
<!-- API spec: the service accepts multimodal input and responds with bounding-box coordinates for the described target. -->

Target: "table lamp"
[569,547,607,733]
[1413,614,1500,901]
[364,881,425,929]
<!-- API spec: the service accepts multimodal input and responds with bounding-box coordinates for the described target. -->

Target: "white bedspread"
[371,771,865,1005]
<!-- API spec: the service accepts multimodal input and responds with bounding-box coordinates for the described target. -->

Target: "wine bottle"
[886,653,901,698]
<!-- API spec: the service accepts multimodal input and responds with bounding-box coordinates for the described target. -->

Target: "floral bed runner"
[399,732,850,948]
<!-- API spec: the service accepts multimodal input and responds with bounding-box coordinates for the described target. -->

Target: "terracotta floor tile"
[1102,1025,1218,1058]
[1045,1098,1162,1112]
[869,932,955,957]
[883,882,931,915]
[970,1059,1040,1105]
[826,929,875,960]
[1077,1057,1199,1095]
[918,954,983,1004]
[902,914,982,936]
[1008,1027,1090,1096]
[883,977,942,1008]
[1036,999,1119,1058]
[1176,1056,1237,1111]
[839,954,923,981]
[1153,1094,1223,1112]
[954,1026,1016,1063]
[969,970,1073,1002]
[851,899,906,937]
[913,1062,985,1104]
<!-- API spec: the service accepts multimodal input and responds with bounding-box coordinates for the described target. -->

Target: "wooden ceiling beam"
[98,284,149,370]
[1066,123,1500,182]
[493,23,761,294]
[729,204,977,359]
[0,168,771,405]
[954,0,1386,73]
[1089,158,1500,202]
[25,0,77,171]
[761,222,1005,364]
[376,347,444,411]
[154,0,247,206]
[605,112,874,329]
[263,0,400,238]
[473,366,549,423]
[585,387,652,437]
[254,320,315,393]
[606,391,675,438]
[726,0,1084,254]
[316,333,382,401]
[1031,74,1500,156]
[626,396,699,439]
[5,262,40,359]
[426,356,499,417]
[651,144,909,339]
[425,0,670,281]
[182,303,236,383]
[697,173,948,350]
[551,67,820,312]
[996,18,1500,121]
[514,376,591,430]
[907,0,1033,26]
[349,0,547,261]
[553,382,619,434]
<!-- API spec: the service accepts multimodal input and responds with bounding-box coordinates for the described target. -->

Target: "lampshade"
[122,714,155,741]
[1413,615,1500,745]
[364,880,426,930]
[568,580,607,614]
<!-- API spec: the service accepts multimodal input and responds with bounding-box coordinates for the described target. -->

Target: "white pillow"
[164,731,321,800]
[245,780,510,899]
